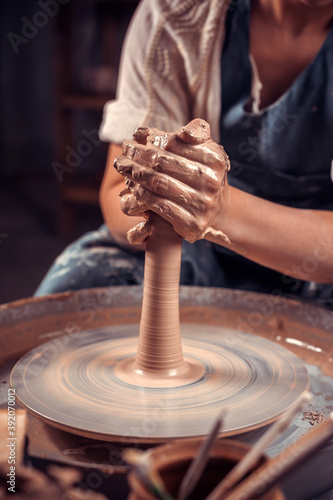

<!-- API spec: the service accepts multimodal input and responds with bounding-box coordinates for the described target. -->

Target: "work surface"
[1,286,333,499]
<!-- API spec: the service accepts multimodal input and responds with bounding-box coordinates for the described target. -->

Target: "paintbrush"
[206,391,312,500]
[123,448,174,500]
[221,411,333,500]
[177,410,225,500]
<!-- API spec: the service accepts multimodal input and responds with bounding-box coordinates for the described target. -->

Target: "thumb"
[176,118,211,145]
[127,220,151,245]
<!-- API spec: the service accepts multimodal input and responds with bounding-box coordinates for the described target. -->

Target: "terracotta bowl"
[127,438,286,500]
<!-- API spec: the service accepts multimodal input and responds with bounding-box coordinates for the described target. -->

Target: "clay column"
[135,213,184,374]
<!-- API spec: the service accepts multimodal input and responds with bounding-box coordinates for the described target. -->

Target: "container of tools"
[127,438,285,500]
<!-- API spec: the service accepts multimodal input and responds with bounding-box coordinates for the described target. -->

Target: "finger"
[120,192,147,217]
[176,118,211,145]
[121,141,223,192]
[132,188,201,243]
[132,166,195,201]
[127,220,151,245]
[114,156,134,176]
[163,138,230,172]
[123,138,226,176]
[152,152,223,193]
[130,167,217,215]
[144,130,229,171]
[122,140,160,164]
[133,126,151,145]
[133,126,167,146]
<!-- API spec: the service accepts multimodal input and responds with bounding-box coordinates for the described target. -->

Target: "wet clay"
[115,120,230,384]
[115,213,206,387]
[115,119,229,387]
[116,119,231,245]
[132,214,183,372]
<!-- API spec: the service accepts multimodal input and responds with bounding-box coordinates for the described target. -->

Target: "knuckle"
[122,141,136,159]
[195,215,207,233]
[203,195,214,210]
[116,159,133,175]
[132,168,145,182]
[154,154,168,172]
[159,202,174,221]
[151,176,168,195]
[135,146,159,166]
[205,178,219,195]
[133,185,145,200]
[190,193,213,213]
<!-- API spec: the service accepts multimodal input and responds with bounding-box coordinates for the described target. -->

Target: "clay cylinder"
[127,439,286,500]
[135,213,184,374]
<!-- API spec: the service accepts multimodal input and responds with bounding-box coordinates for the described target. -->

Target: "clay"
[114,119,230,244]
[115,212,206,386]
[117,126,229,381]
[302,410,324,425]
[136,212,183,374]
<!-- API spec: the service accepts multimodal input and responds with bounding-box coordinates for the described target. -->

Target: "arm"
[211,186,333,284]
[114,119,333,284]
[99,143,145,251]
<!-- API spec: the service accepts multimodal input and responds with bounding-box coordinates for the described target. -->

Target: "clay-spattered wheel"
[11,215,309,442]
[10,323,309,443]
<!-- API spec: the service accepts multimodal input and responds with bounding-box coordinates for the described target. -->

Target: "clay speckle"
[302,410,324,425]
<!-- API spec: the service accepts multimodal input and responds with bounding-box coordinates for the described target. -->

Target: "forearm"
[211,186,333,283]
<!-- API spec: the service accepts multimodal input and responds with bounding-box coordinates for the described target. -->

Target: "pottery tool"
[220,412,333,500]
[123,448,174,500]
[177,410,225,500]
[206,391,312,500]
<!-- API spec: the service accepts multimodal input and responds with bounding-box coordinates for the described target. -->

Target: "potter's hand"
[114,119,230,245]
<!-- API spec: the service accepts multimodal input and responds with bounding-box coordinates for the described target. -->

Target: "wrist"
[206,185,250,256]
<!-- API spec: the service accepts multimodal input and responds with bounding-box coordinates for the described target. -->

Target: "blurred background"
[0,0,139,304]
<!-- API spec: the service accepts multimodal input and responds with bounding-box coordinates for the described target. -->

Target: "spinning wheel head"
[11,324,309,443]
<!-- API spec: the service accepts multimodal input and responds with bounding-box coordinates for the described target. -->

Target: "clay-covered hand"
[114,118,230,245]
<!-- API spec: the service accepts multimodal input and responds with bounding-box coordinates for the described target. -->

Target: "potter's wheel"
[8,218,311,442]
[9,288,309,443]
[2,286,333,498]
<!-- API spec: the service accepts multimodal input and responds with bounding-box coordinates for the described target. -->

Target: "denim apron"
[212,0,333,303]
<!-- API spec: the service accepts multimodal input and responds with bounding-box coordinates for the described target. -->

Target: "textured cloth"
[99,0,229,143]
